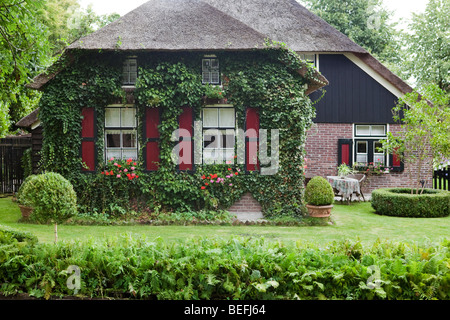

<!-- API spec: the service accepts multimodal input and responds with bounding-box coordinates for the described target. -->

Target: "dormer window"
[202,57,220,85]
[122,57,137,85]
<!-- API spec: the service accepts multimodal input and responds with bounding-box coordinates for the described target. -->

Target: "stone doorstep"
[233,211,265,222]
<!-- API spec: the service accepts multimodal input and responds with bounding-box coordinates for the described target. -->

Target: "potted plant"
[304,176,335,218]
[337,163,353,178]
[16,176,35,220]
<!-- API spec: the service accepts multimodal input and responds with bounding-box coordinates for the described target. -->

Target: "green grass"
[1,196,449,246]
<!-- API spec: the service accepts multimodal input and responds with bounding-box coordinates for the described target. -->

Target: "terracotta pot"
[306,204,333,218]
[18,205,33,219]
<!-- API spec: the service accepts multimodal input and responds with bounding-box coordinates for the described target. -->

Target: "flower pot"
[18,205,33,220]
[306,204,333,218]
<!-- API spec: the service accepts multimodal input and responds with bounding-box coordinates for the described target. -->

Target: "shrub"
[0,237,449,300]
[0,225,38,244]
[17,172,77,224]
[304,176,334,206]
[371,188,450,218]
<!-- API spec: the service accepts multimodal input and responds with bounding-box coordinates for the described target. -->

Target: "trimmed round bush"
[17,172,77,224]
[305,176,335,206]
[371,188,450,218]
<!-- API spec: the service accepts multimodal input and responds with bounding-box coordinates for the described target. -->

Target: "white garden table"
[327,176,361,203]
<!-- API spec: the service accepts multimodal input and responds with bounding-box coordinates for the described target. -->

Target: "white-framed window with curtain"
[202,57,220,85]
[202,106,235,163]
[122,57,137,85]
[353,124,387,166]
[105,106,138,160]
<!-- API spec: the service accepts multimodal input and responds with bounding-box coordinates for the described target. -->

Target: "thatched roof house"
[24,0,425,201]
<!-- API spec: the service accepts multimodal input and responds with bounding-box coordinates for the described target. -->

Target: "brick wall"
[228,192,262,213]
[304,123,434,194]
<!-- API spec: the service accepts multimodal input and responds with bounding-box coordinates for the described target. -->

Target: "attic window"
[299,54,317,68]
[123,58,137,85]
[202,57,220,85]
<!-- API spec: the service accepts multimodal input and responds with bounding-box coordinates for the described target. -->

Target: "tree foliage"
[300,0,401,63]
[0,0,53,136]
[0,0,120,137]
[381,84,450,194]
[404,0,450,93]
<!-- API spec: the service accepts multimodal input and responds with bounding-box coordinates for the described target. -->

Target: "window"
[122,57,137,85]
[202,57,220,85]
[299,53,318,68]
[105,106,138,160]
[354,124,387,166]
[202,106,235,163]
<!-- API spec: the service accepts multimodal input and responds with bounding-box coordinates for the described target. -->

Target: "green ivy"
[37,48,319,218]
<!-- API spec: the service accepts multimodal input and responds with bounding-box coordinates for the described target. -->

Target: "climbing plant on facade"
[37,46,321,218]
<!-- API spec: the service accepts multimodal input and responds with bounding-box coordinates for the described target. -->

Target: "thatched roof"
[15,108,39,128]
[202,0,367,53]
[68,0,267,51]
[27,0,412,96]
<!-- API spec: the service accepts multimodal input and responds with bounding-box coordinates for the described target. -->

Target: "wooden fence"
[0,136,32,194]
[434,167,450,191]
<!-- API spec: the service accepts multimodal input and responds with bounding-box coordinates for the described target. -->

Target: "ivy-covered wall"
[38,47,319,218]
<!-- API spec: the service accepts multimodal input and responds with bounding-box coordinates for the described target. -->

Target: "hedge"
[1,234,449,300]
[0,225,38,245]
[371,188,450,218]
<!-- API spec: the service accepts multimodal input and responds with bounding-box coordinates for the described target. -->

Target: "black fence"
[434,167,450,191]
[0,136,32,194]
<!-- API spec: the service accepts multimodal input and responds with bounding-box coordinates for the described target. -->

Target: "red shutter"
[178,106,193,171]
[246,107,259,172]
[338,139,353,167]
[145,107,160,171]
[81,108,96,172]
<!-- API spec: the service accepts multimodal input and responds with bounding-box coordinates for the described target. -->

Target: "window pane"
[203,130,220,149]
[122,149,138,160]
[210,59,219,70]
[221,130,235,149]
[357,141,367,153]
[372,125,386,136]
[105,108,120,127]
[106,130,121,147]
[374,141,383,153]
[219,109,235,127]
[203,109,218,127]
[374,154,385,165]
[356,154,368,163]
[121,108,136,127]
[106,149,122,160]
[210,72,220,84]
[122,130,137,148]
[202,59,210,70]
[356,125,370,136]
[305,54,315,63]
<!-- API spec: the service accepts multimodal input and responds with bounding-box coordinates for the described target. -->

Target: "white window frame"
[202,105,235,164]
[122,57,137,86]
[104,105,138,161]
[353,124,388,167]
[202,56,220,85]
[298,53,319,70]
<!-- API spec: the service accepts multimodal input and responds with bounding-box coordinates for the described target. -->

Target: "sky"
[78,0,429,28]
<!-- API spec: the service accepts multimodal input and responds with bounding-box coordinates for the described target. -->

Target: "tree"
[0,0,120,137]
[300,0,402,64]
[404,0,450,93]
[381,84,450,194]
[0,0,53,135]
[38,0,120,55]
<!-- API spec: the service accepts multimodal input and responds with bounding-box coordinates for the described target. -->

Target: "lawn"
[1,196,449,246]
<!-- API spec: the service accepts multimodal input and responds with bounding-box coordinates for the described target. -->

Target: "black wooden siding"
[310,54,398,124]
